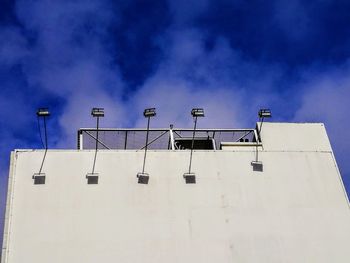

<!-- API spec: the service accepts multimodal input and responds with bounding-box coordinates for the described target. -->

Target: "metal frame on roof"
[77,128,260,150]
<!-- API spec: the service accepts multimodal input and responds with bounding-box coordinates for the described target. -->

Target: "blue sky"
[1,0,350,246]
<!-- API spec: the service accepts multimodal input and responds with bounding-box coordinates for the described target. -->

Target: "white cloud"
[131,29,279,129]
[132,78,245,128]
[294,62,350,176]
[7,0,126,148]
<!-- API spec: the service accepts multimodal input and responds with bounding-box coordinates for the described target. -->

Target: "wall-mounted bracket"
[251,161,263,172]
[33,173,46,185]
[183,172,196,184]
[137,172,149,184]
[86,173,99,184]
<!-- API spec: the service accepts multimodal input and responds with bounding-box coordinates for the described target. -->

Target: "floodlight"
[143,108,156,118]
[258,109,272,118]
[191,108,205,117]
[91,108,105,117]
[37,108,50,117]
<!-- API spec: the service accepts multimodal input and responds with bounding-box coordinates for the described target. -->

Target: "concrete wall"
[2,123,350,262]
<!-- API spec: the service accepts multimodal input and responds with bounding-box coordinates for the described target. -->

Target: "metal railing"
[77,128,259,150]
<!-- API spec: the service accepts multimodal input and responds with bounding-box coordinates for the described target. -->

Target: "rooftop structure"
[2,122,350,262]
[77,127,258,150]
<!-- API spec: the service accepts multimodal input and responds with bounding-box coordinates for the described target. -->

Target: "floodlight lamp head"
[36,108,50,117]
[191,108,205,117]
[91,108,104,117]
[258,109,272,118]
[143,108,156,118]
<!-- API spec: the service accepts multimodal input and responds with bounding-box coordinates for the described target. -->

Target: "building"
[2,122,350,262]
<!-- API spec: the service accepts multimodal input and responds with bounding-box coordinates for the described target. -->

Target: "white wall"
[2,123,350,263]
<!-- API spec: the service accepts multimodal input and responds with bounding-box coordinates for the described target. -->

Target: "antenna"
[183,108,205,184]
[33,108,50,184]
[86,107,104,184]
[252,108,272,171]
[137,108,156,184]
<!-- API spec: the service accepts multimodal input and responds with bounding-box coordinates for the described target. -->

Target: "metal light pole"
[252,108,271,171]
[38,108,50,174]
[33,108,50,184]
[87,108,104,184]
[184,108,204,184]
[137,108,156,184]
[257,109,272,143]
[188,116,198,174]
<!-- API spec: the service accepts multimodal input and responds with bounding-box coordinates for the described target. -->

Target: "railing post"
[169,124,175,150]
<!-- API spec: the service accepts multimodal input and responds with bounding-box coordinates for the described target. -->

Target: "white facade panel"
[260,122,332,152]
